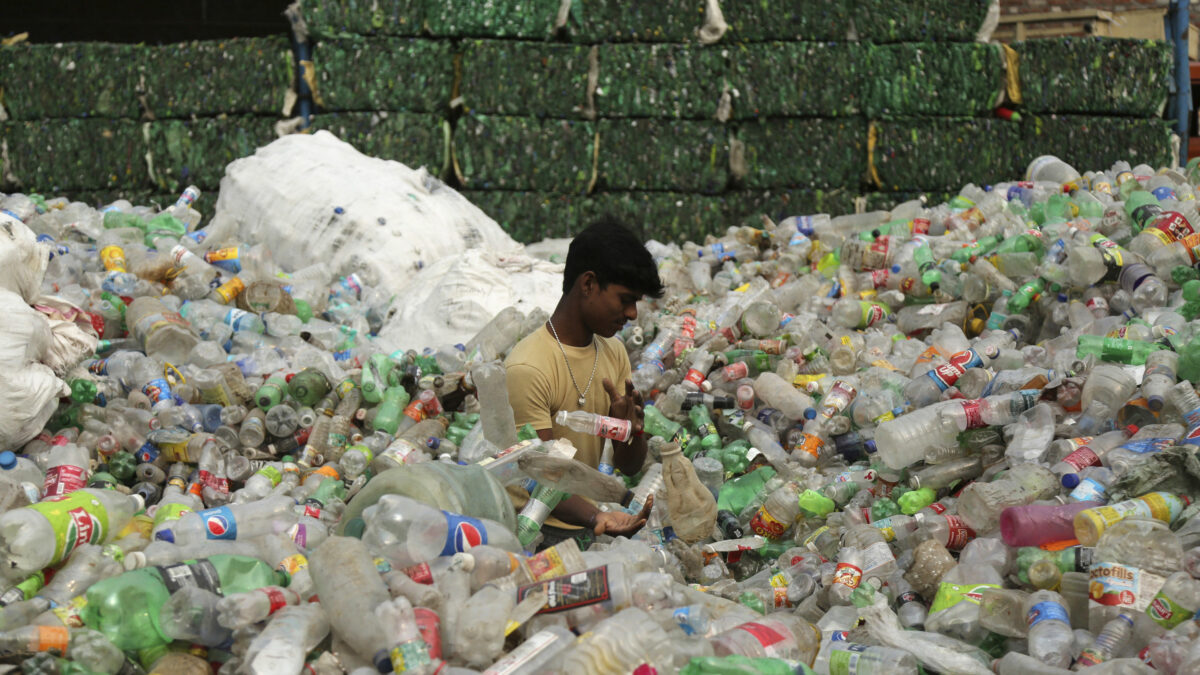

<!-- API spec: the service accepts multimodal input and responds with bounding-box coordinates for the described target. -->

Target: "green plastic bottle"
[688,406,721,450]
[1076,334,1165,366]
[716,466,777,515]
[370,386,412,436]
[288,368,331,408]
[82,555,285,650]
[644,405,685,443]
[360,354,396,404]
[69,379,97,404]
[254,374,288,411]
[898,487,936,515]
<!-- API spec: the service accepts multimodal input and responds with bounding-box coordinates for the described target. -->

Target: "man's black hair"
[563,215,665,299]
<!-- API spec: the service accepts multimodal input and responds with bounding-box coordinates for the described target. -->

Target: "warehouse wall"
[0,1,1178,245]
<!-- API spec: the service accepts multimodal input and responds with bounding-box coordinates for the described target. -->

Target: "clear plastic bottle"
[1025,589,1074,668]
[811,640,919,674]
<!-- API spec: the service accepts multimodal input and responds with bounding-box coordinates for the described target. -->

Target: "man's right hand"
[593,494,653,537]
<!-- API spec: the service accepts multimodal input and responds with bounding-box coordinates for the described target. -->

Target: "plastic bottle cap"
[343,518,367,539]
[804,408,817,420]
[891,265,902,274]
[1125,425,1139,436]
[1061,473,1081,489]
[0,451,15,470]
[1057,293,1068,302]
[154,529,175,543]
[864,440,877,454]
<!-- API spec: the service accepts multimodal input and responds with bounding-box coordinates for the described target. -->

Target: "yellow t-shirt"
[504,324,632,529]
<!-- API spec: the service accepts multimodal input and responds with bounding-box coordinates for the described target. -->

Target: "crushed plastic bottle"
[12,155,1200,673]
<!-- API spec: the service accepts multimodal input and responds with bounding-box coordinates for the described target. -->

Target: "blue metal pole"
[1167,0,1191,152]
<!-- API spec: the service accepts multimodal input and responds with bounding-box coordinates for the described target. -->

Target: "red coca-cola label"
[960,400,983,429]
[1062,446,1100,471]
[943,514,975,550]
[43,465,87,497]
[404,563,434,585]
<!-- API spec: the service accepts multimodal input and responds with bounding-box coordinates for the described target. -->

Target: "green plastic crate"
[1016,38,1172,117]
[863,43,1004,117]
[2,119,145,192]
[454,114,596,192]
[141,38,293,119]
[722,0,851,42]
[870,117,1019,192]
[1018,115,1174,176]
[144,116,279,192]
[728,42,861,118]
[424,0,560,38]
[564,0,705,43]
[596,43,727,119]
[460,40,592,117]
[734,118,867,190]
[312,38,453,113]
[310,112,448,174]
[854,0,994,43]
[301,0,424,38]
[0,43,141,120]
[597,119,728,193]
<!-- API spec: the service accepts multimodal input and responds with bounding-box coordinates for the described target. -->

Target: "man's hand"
[593,494,653,537]
[604,377,644,435]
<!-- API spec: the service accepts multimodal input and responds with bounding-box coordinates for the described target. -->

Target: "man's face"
[585,280,641,338]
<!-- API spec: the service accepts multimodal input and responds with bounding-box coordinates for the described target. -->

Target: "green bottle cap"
[293,300,313,324]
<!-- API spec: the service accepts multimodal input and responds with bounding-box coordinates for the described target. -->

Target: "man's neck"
[549,299,593,348]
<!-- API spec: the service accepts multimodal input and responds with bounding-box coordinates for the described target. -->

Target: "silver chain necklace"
[547,319,599,407]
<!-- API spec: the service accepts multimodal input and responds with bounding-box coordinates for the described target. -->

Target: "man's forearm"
[612,434,648,476]
[550,494,600,530]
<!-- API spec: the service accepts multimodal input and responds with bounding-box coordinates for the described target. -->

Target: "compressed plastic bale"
[140,38,293,118]
[300,0,424,38]
[423,0,560,38]
[1016,38,1172,117]
[721,0,851,42]
[310,112,447,175]
[1018,115,1174,176]
[0,43,141,120]
[1,119,144,193]
[144,117,279,193]
[724,189,859,229]
[870,117,1019,192]
[312,38,452,113]
[855,0,994,43]
[863,43,1004,118]
[564,0,705,43]
[734,118,866,190]
[460,41,591,117]
[454,114,595,193]
[728,42,860,119]
[460,191,562,242]
[597,119,728,194]
[588,191,729,243]
[861,191,954,213]
[597,43,727,119]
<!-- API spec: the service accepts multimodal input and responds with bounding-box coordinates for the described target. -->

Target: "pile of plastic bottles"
[8,153,1200,674]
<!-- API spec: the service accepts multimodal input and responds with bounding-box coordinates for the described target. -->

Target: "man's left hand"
[603,377,644,436]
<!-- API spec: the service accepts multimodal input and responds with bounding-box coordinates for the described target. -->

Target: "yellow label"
[839,336,852,347]
[878,526,896,542]
[278,553,309,576]
[99,245,127,273]
[213,277,246,303]
[733,283,751,293]
[769,572,789,588]
[51,596,87,628]
[504,619,522,636]
[870,359,900,371]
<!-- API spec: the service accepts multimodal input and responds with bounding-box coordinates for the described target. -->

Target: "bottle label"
[736,620,795,658]
[929,582,999,613]
[29,492,110,563]
[277,553,308,578]
[1120,438,1175,454]
[390,639,432,674]
[142,377,173,405]
[943,514,975,550]
[595,416,632,442]
[1089,562,1166,611]
[197,470,230,495]
[259,586,290,614]
[213,277,246,303]
[526,548,571,582]
[1061,446,1100,471]
[43,464,87,498]
[99,245,127,273]
[858,302,889,329]
[960,400,983,428]
[749,506,788,538]
[1146,592,1195,628]
[155,559,222,594]
[828,643,871,675]
[1147,212,1194,245]
[204,247,243,273]
[439,512,489,556]
[32,625,70,654]
[1069,478,1108,503]
[517,566,611,614]
[832,562,862,589]
[1085,493,1183,533]
[482,630,563,675]
[860,541,895,578]
[897,590,922,606]
[1027,600,1069,627]
[194,505,238,540]
[413,608,442,659]
[795,433,823,460]
[152,502,191,528]
[223,308,258,332]
[926,348,987,392]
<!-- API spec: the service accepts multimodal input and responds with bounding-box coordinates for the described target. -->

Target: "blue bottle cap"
[1061,473,1081,489]
[0,452,15,470]
[804,408,817,420]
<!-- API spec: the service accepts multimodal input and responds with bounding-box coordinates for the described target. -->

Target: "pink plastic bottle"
[999,501,1102,547]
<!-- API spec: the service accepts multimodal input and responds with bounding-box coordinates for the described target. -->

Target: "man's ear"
[579,270,597,296]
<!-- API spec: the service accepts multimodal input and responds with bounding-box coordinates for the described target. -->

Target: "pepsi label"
[439,511,489,556]
[197,505,238,540]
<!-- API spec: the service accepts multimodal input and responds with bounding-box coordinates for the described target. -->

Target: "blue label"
[440,511,488,556]
[198,506,238,540]
[135,441,160,464]
[1120,438,1174,454]
[223,308,257,332]
[925,349,985,392]
[1069,478,1108,503]
[142,378,173,404]
[1027,600,1069,628]
[757,408,781,425]
[597,462,614,476]
[673,607,696,635]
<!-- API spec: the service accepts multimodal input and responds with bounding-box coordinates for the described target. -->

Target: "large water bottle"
[1025,589,1074,668]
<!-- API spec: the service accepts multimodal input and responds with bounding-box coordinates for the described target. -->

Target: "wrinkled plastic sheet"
[141,38,293,118]
[454,115,595,193]
[722,0,851,42]
[0,43,142,120]
[460,40,592,117]
[313,38,452,113]
[300,0,424,38]
[728,42,860,119]
[1018,115,1175,175]
[145,117,279,192]
[1016,38,1172,117]
[597,43,726,119]
[863,43,1004,118]
[598,119,728,194]
[854,0,993,42]
[871,117,1019,192]
[1,119,144,192]
[310,112,447,174]
[564,0,705,43]
[734,117,866,190]
[424,0,560,38]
